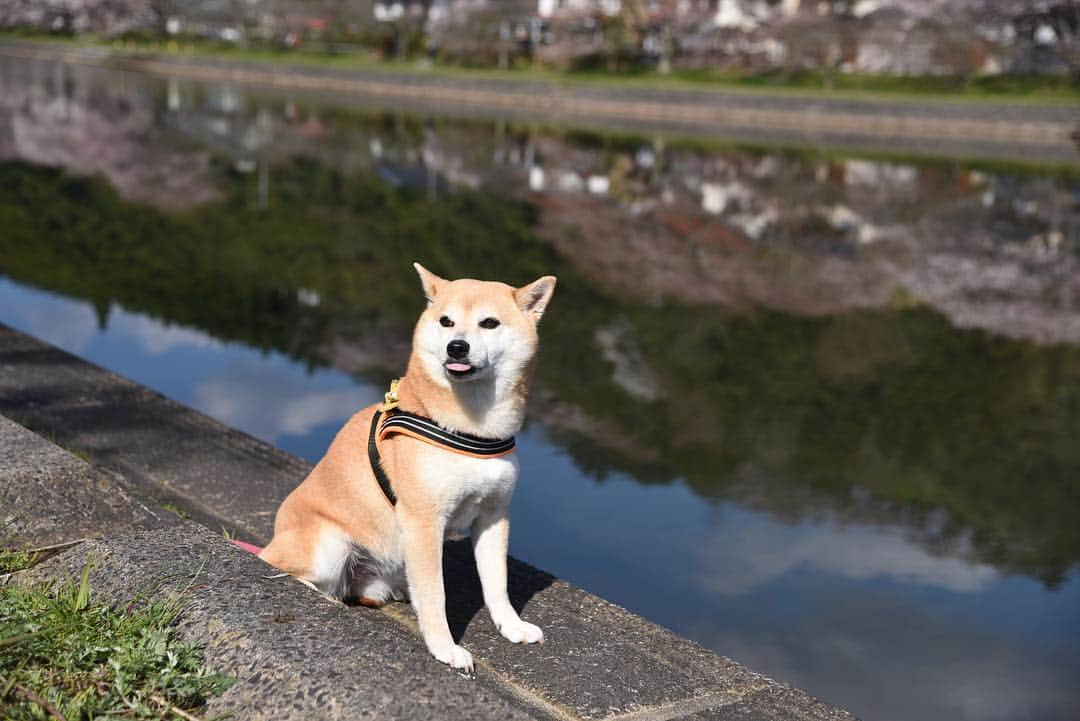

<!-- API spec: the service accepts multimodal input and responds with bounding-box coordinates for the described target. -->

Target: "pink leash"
[230,539,264,555]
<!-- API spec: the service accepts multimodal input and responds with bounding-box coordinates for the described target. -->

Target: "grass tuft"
[0,549,38,574]
[0,561,232,719]
[160,502,191,520]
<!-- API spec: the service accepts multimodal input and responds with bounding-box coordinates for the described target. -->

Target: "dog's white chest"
[417,449,518,536]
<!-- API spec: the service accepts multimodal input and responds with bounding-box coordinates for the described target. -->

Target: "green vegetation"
[0,549,38,574]
[4,32,1078,104]
[0,560,231,719]
[0,157,562,359]
[160,503,192,521]
[1,160,1077,586]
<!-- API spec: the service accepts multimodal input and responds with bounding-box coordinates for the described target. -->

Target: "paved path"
[0,323,856,720]
[1,39,1076,164]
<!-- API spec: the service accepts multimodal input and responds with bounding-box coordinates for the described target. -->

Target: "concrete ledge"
[24,523,546,721]
[0,324,310,542]
[0,322,856,720]
[0,414,163,548]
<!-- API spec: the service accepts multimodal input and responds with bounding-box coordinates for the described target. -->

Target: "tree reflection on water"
[1,157,1077,588]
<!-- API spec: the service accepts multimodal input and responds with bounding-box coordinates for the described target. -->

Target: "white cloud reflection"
[0,278,373,446]
[684,505,1080,720]
[193,361,372,443]
[698,515,999,596]
[19,298,99,354]
[0,279,223,357]
[110,309,223,356]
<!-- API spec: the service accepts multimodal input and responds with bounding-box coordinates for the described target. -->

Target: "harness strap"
[368,410,397,506]
[379,410,516,458]
[367,407,517,507]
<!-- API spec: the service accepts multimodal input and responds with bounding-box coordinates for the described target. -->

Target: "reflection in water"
[1,55,1078,721]
[701,580,1080,721]
[2,55,1077,345]
[513,436,1080,721]
[192,361,372,443]
[0,281,379,463]
[696,515,1000,596]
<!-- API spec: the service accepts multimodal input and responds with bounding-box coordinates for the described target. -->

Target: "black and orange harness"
[367,379,516,506]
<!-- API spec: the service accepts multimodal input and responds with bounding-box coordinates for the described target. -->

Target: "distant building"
[0,0,154,36]
[0,0,1070,77]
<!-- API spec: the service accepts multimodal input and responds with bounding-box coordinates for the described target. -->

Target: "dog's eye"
[479,318,500,329]
[439,316,454,328]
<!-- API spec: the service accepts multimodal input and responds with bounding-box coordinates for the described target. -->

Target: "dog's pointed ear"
[414,262,447,304]
[515,276,557,321]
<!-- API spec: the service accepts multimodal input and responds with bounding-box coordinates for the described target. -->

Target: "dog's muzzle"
[445,340,477,378]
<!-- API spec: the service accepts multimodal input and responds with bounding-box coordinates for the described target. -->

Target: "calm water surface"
[1,56,1079,721]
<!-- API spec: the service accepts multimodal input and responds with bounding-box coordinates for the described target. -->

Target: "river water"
[1,55,1078,721]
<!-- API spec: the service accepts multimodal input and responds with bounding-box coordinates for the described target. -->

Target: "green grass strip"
[0,559,232,720]
[4,31,1078,105]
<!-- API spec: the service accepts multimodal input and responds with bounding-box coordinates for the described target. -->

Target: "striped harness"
[367,379,516,506]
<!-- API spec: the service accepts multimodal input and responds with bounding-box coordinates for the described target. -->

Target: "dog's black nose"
[446,340,470,359]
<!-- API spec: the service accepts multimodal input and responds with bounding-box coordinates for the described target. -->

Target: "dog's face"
[412,263,556,387]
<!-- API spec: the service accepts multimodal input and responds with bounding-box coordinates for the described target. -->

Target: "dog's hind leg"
[334,542,390,606]
[261,525,352,598]
[352,577,394,608]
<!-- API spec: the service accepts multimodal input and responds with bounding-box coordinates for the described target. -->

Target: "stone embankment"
[0,38,1076,165]
[0,323,856,721]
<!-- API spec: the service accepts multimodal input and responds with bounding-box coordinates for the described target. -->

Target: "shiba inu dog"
[260,263,556,671]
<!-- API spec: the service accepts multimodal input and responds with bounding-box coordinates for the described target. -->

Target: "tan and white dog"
[260,263,556,671]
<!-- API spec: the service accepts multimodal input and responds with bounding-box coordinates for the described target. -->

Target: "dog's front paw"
[432,643,474,672]
[497,619,544,644]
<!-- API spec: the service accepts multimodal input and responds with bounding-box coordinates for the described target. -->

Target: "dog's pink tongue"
[446,362,472,372]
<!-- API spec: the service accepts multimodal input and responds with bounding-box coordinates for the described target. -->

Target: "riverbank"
[1,37,1075,165]
[0,323,857,720]
[5,31,1079,105]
